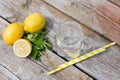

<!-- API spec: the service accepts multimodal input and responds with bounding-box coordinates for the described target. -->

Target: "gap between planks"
[52,50,97,80]
[0,0,120,79]
[41,0,112,43]
[108,0,120,7]
[0,15,95,80]
[42,0,120,45]
[0,63,21,80]
[0,15,64,70]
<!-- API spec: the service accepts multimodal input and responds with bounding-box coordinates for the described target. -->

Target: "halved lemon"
[13,39,32,57]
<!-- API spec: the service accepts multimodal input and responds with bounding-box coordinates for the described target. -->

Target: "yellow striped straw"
[47,42,116,75]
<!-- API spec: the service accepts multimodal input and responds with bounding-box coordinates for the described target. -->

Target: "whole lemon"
[24,13,46,32]
[3,23,24,45]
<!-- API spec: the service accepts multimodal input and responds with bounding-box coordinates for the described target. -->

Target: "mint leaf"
[23,32,30,39]
[27,34,35,42]
[43,39,52,50]
[23,29,52,61]
[30,45,39,60]
[35,54,41,61]
[40,29,48,35]
[33,35,44,46]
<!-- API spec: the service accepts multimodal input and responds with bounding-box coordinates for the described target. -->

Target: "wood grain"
[0,5,92,80]
[0,39,58,80]
[0,0,120,80]
[109,0,120,6]
[0,64,20,80]
[44,0,120,45]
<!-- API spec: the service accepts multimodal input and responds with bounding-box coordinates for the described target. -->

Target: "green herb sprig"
[24,29,52,61]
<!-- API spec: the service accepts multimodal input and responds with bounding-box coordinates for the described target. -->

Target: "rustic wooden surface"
[109,0,120,6]
[0,0,93,80]
[44,0,120,45]
[0,19,92,80]
[0,64,20,80]
[0,0,120,80]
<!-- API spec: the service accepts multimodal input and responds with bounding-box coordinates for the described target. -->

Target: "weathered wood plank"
[109,0,120,6]
[0,64,20,80]
[44,0,120,45]
[0,38,92,80]
[0,0,120,80]
[0,40,58,80]
[48,24,120,80]
[0,10,92,80]
[0,72,12,80]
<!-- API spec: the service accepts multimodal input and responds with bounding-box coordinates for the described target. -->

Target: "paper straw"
[47,42,116,75]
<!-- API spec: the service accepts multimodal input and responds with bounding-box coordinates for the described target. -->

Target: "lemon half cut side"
[13,39,32,57]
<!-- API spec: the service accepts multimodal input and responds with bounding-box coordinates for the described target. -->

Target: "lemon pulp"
[13,39,32,57]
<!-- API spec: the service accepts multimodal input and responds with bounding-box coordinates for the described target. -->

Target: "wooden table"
[0,0,120,80]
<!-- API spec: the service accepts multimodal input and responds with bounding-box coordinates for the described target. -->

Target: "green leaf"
[23,32,30,39]
[30,46,39,60]
[35,54,41,61]
[40,29,48,35]
[23,29,52,62]
[43,39,52,50]
[33,35,44,46]
[27,34,35,42]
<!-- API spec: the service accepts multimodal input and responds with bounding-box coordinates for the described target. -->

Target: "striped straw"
[47,42,116,75]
